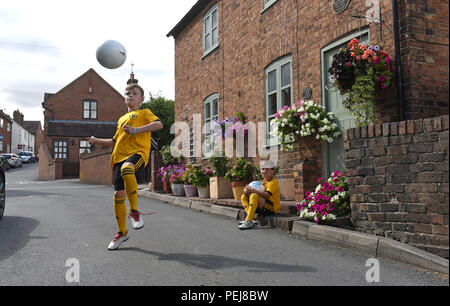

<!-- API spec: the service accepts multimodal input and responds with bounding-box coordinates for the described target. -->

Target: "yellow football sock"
[121,165,138,213]
[113,197,127,234]
[245,193,260,221]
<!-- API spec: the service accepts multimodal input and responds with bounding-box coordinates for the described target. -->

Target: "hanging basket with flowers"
[328,38,396,127]
[270,100,341,151]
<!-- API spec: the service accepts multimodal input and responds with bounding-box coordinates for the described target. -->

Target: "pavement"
[138,187,449,276]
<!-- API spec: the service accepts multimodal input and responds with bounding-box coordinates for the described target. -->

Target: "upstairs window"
[203,4,219,56]
[83,100,97,119]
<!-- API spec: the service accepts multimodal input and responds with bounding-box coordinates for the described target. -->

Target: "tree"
[141,94,175,149]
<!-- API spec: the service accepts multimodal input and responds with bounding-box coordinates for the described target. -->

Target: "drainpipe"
[392,0,405,121]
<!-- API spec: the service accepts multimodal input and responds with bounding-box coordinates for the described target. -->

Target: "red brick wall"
[345,115,449,258]
[172,0,448,200]
[398,0,449,119]
[79,149,113,185]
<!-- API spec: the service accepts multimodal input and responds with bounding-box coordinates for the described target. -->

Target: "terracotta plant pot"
[197,186,210,198]
[171,183,185,197]
[163,181,172,194]
[184,184,198,197]
[231,181,249,201]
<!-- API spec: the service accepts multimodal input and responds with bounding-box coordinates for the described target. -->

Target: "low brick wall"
[345,115,449,258]
[38,143,63,181]
[79,149,113,185]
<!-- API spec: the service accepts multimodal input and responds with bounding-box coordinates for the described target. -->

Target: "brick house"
[167,0,449,201]
[41,68,127,178]
[0,110,12,153]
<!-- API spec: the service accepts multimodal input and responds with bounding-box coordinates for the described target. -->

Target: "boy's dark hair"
[125,84,144,98]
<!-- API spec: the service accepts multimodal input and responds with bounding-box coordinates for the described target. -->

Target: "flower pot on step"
[171,183,185,196]
[163,181,172,194]
[197,186,210,198]
[209,176,233,199]
[184,184,198,197]
[231,181,249,201]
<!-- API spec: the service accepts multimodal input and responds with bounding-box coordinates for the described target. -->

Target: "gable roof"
[42,68,124,106]
[167,0,214,38]
[23,121,42,134]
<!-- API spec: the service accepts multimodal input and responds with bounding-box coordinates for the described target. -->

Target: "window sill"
[202,44,220,60]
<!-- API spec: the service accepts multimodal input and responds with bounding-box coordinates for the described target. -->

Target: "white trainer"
[129,210,144,229]
[238,220,254,230]
[108,232,129,250]
[238,219,257,226]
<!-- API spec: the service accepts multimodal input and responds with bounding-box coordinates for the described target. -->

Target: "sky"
[0,0,198,124]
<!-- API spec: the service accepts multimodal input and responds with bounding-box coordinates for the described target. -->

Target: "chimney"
[13,110,24,125]
[127,63,138,85]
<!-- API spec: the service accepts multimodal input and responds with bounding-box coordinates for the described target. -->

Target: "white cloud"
[0,0,197,124]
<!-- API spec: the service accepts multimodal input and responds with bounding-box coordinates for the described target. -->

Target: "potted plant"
[182,164,198,197]
[225,158,257,200]
[168,164,186,196]
[158,166,173,194]
[328,38,396,127]
[297,171,350,224]
[271,99,341,152]
[208,155,233,199]
[192,165,214,198]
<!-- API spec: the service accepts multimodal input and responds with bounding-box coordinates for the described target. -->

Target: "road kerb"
[210,205,240,219]
[377,237,449,275]
[190,201,212,213]
[173,198,191,209]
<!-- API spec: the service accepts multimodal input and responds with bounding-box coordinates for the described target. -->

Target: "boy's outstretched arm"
[88,136,115,147]
[123,121,163,135]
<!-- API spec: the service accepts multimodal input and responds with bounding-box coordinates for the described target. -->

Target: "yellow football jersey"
[263,178,281,214]
[110,108,159,167]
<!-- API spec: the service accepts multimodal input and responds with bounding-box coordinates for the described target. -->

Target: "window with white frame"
[54,140,68,159]
[265,55,293,141]
[203,93,220,155]
[79,140,93,155]
[83,100,97,119]
[203,4,219,56]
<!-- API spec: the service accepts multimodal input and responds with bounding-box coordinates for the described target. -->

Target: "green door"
[322,32,369,177]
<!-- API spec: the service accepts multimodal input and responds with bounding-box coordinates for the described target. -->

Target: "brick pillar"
[294,159,321,203]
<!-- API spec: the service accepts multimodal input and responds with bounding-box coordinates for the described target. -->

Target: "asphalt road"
[0,163,448,287]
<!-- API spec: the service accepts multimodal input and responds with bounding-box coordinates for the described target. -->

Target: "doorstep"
[138,188,299,231]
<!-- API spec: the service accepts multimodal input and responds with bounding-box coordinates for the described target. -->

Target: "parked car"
[1,153,23,168]
[0,155,10,171]
[0,165,5,220]
[19,151,37,163]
